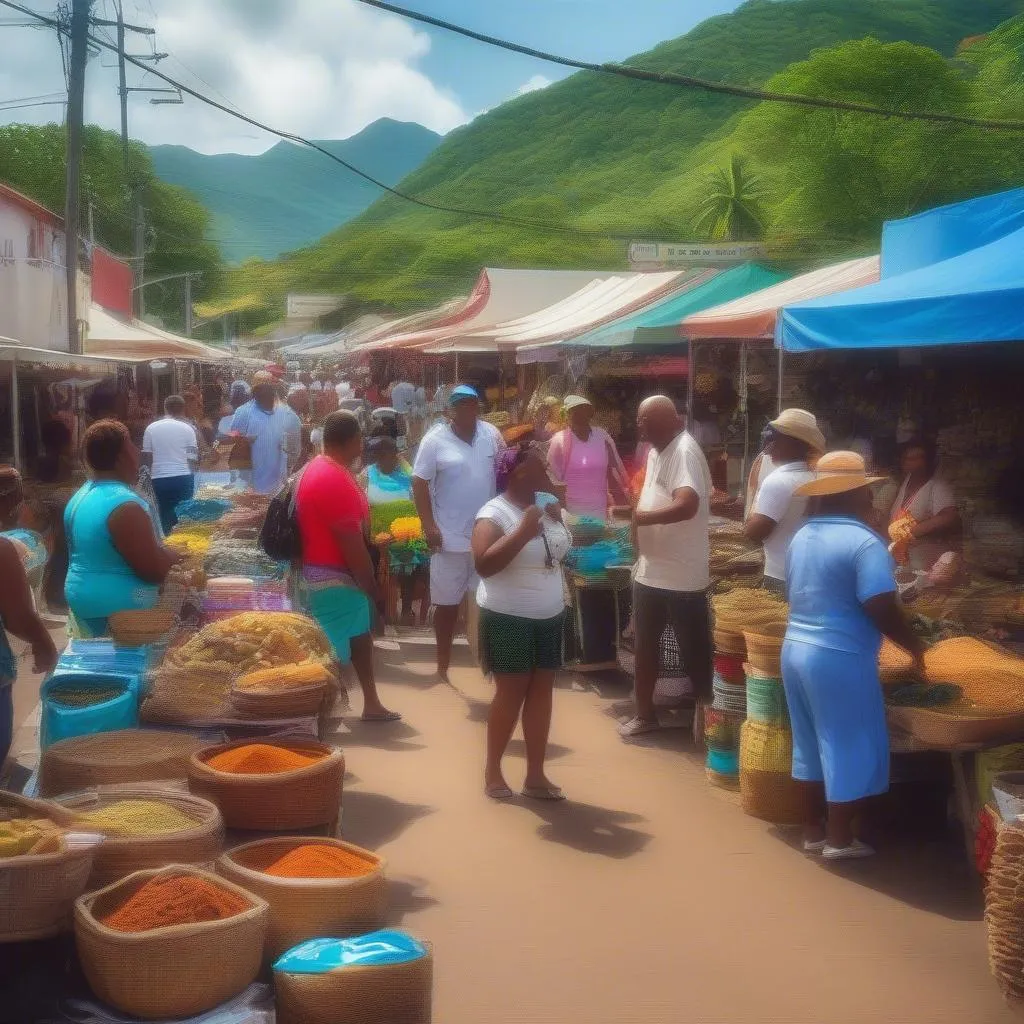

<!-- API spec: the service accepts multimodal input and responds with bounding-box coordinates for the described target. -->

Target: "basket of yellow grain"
[188,739,345,831]
[0,791,101,942]
[75,866,268,1020]
[108,609,176,647]
[57,788,224,888]
[217,837,387,960]
[228,660,333,719]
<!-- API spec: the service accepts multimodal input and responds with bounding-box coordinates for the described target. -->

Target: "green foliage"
[150,119,442,264]
[0,122,223,333]
[692,154,768,241]
[211,0,1024,324]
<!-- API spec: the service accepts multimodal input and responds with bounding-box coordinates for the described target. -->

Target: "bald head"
[638,395,683,451]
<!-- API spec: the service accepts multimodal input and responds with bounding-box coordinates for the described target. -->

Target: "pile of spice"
[0,817,65,857]
[75,799,199,837]
[48,686,124,709]
[263,844,375,879]
[206,743,325,775]
[101,875,250,933]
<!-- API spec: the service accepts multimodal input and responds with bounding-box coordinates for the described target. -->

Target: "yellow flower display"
[388,516,424,544]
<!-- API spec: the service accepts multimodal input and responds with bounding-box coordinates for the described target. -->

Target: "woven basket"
[57,789,224,889]
[986,824,1024,1004]
[740,767,804,826]
[188,739,345,831]
[228,681,328,720]
[744,672,790,725]
[40,729,204,797]
[887,705,1024,748]
[275,943,433,1024]
[217,837,387,960]
[743,631,784,677]
[108,609,176,647]
[739,720,793,775]
[712,628,746,658]
[0,792,99,942]
[75,866,268,1020]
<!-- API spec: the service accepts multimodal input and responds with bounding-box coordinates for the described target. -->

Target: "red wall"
[92,246,134,315]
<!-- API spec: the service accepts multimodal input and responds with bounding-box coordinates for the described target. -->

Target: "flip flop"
[485,782,514,801]
[618,716,660,738]
[522,785,565,801]
[360,710,403,723]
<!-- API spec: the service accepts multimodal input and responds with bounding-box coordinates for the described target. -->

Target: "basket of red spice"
[188,739,345,831]
[74,865,268,1019]
[217,836,387,959]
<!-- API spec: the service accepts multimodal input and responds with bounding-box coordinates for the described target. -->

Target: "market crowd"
[1,364,964,862]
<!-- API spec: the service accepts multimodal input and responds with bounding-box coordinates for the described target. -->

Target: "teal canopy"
[564,263,787,349]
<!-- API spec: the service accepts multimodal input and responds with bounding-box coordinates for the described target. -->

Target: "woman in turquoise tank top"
[0,468,58,768]
[64,420,181,637]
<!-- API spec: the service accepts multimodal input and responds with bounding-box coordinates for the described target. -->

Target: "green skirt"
[479,608,565,676]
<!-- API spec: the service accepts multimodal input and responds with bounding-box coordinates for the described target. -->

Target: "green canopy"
[564,263,787,348]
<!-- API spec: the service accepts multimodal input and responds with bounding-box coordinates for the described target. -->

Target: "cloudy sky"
[0,0,741,154]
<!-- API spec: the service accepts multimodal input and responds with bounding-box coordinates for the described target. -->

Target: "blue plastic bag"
[274,931,428,975]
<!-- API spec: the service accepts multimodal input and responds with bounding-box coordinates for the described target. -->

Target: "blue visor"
[449,384,479,404]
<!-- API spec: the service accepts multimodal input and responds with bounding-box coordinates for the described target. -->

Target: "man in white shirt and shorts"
[413,384,504,682]
[142,395,199,533]
[743,408,825,595]
[622,396,713,739]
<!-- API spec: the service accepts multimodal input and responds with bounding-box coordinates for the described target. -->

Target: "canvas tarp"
[360,267,628,353]
[425,271,687,353]
[777,224,1024,353]
[557,263,786,350]
[86,305,229,361]
[681,255,880,341]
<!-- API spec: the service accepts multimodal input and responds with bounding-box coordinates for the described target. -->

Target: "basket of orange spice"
[217,837,386,959]
[188,739,345,832]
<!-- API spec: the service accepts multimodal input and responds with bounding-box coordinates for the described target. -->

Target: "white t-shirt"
[635,430,712,592]
[413,420,504,553]
[753,461,815,581]
[745,451,776,518]
[475,495,571,619]
[142,417,199,480]
[891,475,958,572]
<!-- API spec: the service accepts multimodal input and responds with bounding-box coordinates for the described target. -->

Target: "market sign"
[286,294,345,319]
[628,241,766,267]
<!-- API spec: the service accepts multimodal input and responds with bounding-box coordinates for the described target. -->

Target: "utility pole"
[116,1,129,183]
[64,0,92,354]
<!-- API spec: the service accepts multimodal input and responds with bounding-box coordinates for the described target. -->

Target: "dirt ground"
[8,631,1017,1024]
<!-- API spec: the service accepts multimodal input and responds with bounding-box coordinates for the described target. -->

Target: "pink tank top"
[561,430,610,519]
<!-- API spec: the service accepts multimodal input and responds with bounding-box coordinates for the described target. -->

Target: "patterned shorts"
[479,608,565,676]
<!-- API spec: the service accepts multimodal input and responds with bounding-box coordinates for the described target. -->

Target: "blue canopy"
[563,263,785,348]
[882,187,1024,278]
[777,224,1024,352]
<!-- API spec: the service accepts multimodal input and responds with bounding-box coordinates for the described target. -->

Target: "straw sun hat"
[769,408,826,452]
[795,451,887,497]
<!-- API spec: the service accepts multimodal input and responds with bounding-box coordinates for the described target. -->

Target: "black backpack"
[259,468,306,561]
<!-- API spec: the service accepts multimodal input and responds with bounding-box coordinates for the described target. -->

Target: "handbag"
[259,466,306,561]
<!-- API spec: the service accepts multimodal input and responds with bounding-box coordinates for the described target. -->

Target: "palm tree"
[692,154,768,242]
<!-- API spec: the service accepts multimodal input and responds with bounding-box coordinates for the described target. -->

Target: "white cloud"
[514,74,553,97]
[0,0,470,154]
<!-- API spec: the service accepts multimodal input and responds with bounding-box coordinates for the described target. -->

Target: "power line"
[353,0,1024,132]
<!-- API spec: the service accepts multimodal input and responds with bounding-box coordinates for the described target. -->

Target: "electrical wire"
[353,0,1024,132]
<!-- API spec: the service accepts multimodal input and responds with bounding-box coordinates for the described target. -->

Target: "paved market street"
[6,631,1017,1024]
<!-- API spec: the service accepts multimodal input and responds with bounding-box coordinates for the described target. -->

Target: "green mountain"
[150,118,441,264]
[212,0,1024,326]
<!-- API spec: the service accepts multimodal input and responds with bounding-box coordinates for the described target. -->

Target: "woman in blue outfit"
[64,420,181,637]
[784,452,925,861]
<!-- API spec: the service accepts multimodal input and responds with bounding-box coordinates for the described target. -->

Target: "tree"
[691,154,768,241]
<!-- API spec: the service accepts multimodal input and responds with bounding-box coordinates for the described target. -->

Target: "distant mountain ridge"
[150,118,442,264]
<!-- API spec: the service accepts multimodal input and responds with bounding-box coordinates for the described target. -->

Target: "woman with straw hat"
[784,451,925,862]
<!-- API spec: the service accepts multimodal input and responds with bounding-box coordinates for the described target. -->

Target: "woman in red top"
[296,410,400,722]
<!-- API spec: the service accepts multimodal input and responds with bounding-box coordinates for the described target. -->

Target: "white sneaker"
[822,839,875,861]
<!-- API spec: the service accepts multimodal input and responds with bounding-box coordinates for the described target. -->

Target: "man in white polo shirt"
[743,408,825,594]
[142,395,200,533]
[413,384,503,682]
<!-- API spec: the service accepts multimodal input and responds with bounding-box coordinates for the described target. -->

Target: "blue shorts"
[306,584,373,663]
[782,638,889,804]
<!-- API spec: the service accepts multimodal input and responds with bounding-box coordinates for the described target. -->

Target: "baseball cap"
[449,384,479,404]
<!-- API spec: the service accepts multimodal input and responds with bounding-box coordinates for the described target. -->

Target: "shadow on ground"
[341,790,436,850]
[519,797,652,859]
[385,875,439,925]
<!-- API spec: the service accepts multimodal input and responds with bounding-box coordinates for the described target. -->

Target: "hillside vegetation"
[209,0,1024,327]
[151,119,441,264]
